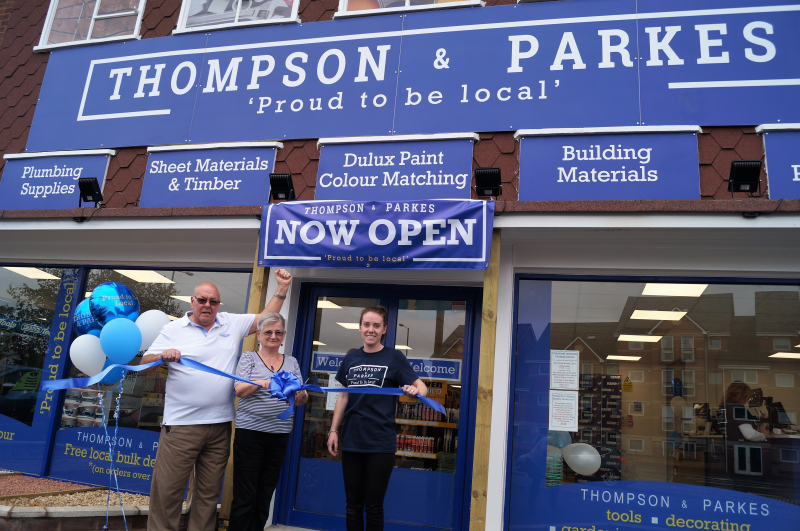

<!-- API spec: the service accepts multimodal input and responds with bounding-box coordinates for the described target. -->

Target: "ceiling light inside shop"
[607,355,641,361]
[631,310,686,321]
[3,267,59,280]
[642,283,707,297]
[85,292,92,298]
[337,322,360,330]
[317,300,342,309]
[395,345,413,350]
[114,270,175,283]
[168,315,179,321]
[769,352,800,359]
[313,341,326,346]
[618,334,662,342]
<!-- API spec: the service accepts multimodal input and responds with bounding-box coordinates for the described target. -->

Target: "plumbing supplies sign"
[519,132,700,200]
[763,131,800,199]
[258,199,494,270]
[315,139,474,200]
[139,145,277,207]
[27,1,800,151]
[0,154,111,210]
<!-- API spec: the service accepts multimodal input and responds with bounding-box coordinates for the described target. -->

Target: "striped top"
[234,351,302,433]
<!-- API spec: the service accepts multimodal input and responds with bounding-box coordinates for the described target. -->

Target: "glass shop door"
[280,284,481,531]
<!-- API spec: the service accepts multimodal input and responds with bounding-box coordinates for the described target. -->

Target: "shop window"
[731,369,758,384]
[336,0,481,18]
[511,279,800,510]
[581,362,593,375]
[0,267,64,427]
[176,0,299,33]
[661,336,674,362]
[628,341,643,350]
[628,438,644,452]
[37,0,146,50]
[59,269,250,434]
[681,335,695,362]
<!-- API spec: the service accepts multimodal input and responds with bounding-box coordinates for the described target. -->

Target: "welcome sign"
[312,353,462,382]
[519,132,700,200]
[26,1,800,151]
[316,137,474,200]
[0,152,113,210]
[139,143,279,207]
[763,131,800,199]
[258,199,494,269]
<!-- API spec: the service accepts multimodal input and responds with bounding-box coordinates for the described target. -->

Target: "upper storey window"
[37,0,147,51]
[336,0,482,18]
[176,0,299,33]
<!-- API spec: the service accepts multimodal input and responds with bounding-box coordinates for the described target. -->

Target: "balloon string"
[98,372,129,531]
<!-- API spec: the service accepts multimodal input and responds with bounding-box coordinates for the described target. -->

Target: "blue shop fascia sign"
[139,142,280,208]
[761,128,800,200]
[25,0,800,151]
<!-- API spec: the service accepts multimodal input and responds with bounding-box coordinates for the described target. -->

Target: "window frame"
[334,0,483,19]
[36,0,147,52]
[174,0,302,33]
[682,369,695,397]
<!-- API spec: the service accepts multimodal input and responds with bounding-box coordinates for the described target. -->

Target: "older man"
[141,269,292,531]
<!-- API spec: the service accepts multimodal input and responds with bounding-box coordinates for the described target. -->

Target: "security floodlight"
[474,167,502,197]
[728,160,762,195]
[269,173,295,201]
[78,177,103,207]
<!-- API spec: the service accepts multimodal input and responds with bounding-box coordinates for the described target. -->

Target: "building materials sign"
[763,131,800,199]
[519,132,700,200]
[0,152,113,210]
[139,144,278,207]
[316,138,474,200]
[27,1,800,151]
[258,199,494,269]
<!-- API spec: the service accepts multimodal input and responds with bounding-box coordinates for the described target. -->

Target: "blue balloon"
[547,430,573,449]
[100,318,142,365]
[100,358,127,386]
[89,282,140,326]
[73,298,103,336]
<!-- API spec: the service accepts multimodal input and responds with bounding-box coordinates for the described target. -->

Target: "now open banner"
[258,199,494,270]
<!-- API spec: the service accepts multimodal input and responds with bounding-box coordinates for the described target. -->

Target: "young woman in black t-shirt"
[327,306,427,531]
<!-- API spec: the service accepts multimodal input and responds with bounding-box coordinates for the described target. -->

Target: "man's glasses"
[194,297,221,307]
[259,330,285,336]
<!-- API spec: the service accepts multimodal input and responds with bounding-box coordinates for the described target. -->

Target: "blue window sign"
[312,353,345,373]
[518,131,700,201]
[26,2,800,152]
[257,199,494,270]
[763,130,800,199]
[139,143,279,208]
[316,137,475,201]
[0,151,113,211]
[312,353,461,382]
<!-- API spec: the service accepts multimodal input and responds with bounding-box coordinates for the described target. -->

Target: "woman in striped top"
[229,312,307,531]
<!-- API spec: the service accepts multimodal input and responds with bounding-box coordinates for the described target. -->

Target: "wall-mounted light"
[474,167,501,197]
[269,173,295,201]
[728,160,762,195]
[78,177,103,207]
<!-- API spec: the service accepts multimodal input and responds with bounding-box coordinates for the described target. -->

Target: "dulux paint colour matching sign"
[763,131,800,199]
[315,139,474,200]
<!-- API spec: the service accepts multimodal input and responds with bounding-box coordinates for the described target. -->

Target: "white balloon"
[135,310,172,351]
[546,445,563,458]
[562,443,601,476]
[69,334,107,376]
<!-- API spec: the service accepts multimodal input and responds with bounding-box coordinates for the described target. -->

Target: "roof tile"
[733,134,764,161]
[709,127,743,149]
[285,148,310,174]
[697,133,721,165]
[473,139,501,167]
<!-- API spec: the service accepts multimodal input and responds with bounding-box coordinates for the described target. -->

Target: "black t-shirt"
[335,346,419,453]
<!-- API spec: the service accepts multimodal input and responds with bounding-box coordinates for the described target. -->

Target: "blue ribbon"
[41,357,261,391]
[43,361,447,422]
[270,371,446,421]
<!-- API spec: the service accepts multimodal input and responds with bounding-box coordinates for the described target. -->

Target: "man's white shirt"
[145,311,254,425]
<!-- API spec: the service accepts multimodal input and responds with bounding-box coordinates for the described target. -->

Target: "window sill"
[333,1,483,19]
[172,17,300,35]
[33,34,140,53]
